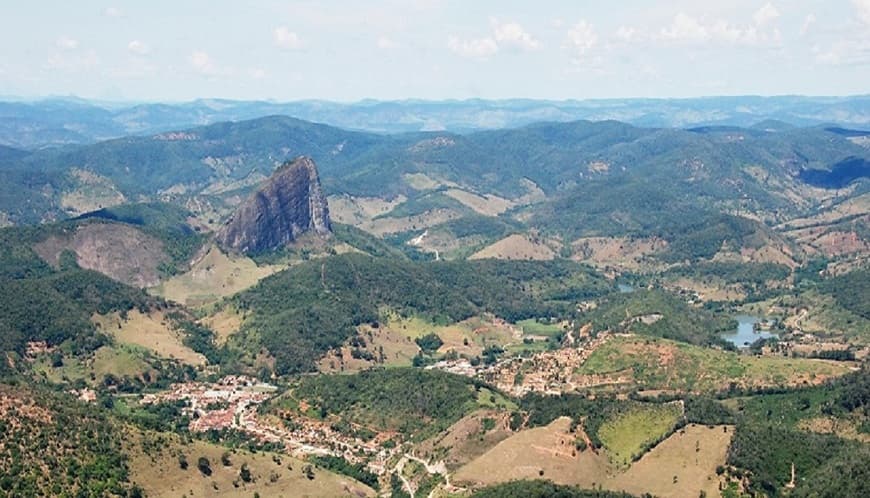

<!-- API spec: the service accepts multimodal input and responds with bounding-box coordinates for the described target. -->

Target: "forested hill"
[232,254,613,374]
[2,95,870,149]
[1,115,868,225]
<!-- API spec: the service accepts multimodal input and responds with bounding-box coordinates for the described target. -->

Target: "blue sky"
[1,0,869,101]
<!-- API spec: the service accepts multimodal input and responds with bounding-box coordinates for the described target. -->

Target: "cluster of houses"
[139,375,399,475]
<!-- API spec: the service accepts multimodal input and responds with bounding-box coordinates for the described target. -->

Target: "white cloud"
[814,38,870,65]
[800,14,817,35]
[565,20,598,58]
[447,35,498,58]
[377,36,398,49]
[447,20,539,58]
[753,3,780,27]
[661,13,709,42]
[659,12,780,46]
[46,49,99,70]
[614,26,640,43]
[127,40,150,55]
[273,27,302,49]
[249,68,267,79]
[492,20,540,51]
[189,50,218,75]
[855,0,870,25]
[56,36,79,50]
[104,7,122,18]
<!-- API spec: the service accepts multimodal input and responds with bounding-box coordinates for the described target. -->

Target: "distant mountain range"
[1,95,869,149]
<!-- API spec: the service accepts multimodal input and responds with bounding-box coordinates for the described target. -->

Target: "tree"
[178,454,188,470]
[197,456,212,476]
[221,451,232,467]
[239,463,252,483]
[415,333,443,353]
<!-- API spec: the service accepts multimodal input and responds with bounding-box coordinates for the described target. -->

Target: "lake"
[721,315,777,348]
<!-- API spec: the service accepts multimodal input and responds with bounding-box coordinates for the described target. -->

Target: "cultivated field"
[200,306,244,346]
[327,194,407,226]
[597,402,683,467]
[416,410,515,471]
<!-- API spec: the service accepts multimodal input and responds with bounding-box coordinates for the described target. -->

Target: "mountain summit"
[216,156,331,254]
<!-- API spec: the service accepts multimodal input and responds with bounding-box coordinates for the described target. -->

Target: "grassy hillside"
[576,335,850,392]
[290,368,506,439]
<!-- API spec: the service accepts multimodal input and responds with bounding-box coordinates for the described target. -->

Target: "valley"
[0,105,868,498]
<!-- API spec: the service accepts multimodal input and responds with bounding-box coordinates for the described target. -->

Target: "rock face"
[216,156,331,254]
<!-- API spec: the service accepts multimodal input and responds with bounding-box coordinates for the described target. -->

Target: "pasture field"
[152,245,283,307]
[31,344,152,385]
[125,431,376,497]
[577,335,850,392]
[469,234,556,261]
[610,424,732,498]
[93,309,206,366]
[517,318,564,338]
[454,418,733,498]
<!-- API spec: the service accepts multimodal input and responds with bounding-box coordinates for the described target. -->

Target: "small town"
[139,375,401,475]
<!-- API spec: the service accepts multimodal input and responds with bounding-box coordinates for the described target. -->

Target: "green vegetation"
[377,190,469,218]
[292,368,502,438]
[332,223,408,259]
[470,480,638,498]
[233,253,612,373]
[0,386,136,496]
[518,318,563,337]
[597,403,683,466]
[77,202,206,275]
[818,268,869,320]
[310,455,379,490]
[727,422,866,496]
[415,333,444,353]
[0,225,151,364]
[578,289,735,347]
[577,336,849,393]
[667,261,791,285]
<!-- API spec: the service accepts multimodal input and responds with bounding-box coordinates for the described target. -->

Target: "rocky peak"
[215,156,331,254]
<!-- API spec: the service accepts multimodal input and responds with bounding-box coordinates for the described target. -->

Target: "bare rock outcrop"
[34,223,169,288]
[215,156,331,254]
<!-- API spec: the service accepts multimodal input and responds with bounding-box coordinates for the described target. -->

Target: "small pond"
[720,315,777,348]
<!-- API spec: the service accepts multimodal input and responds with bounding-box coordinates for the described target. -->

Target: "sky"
[1,0,869,102]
